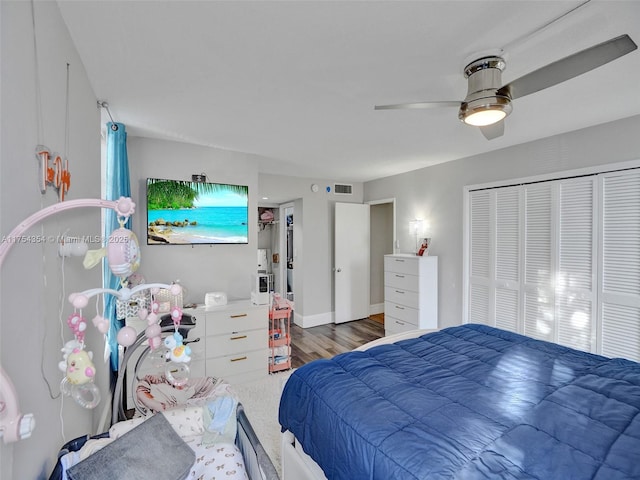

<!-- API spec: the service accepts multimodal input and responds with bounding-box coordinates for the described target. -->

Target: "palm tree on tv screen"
[147,179,247,210]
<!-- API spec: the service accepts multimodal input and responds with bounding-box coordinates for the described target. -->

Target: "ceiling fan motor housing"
[459,56,512,124]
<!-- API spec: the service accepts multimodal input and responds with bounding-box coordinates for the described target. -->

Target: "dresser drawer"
[385,271,419,292]
[188,359,206,379]
[384,286,419,309]
[206,348,269,378]
[384,255,419,275]
[206,306,267,335]
[384,301,418,326]
[185,313,205,338]
[205,329,267,357]
[385,316,418,336]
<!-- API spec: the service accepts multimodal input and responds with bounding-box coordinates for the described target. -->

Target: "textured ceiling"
[57,0,640,182]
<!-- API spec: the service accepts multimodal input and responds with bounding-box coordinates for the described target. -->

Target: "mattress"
[60,407,248,480]
[278,324,640,479]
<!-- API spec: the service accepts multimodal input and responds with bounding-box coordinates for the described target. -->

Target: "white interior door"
[335,202,370,323]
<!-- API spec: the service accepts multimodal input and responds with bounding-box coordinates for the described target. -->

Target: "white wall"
[127,143,367,328]
[127,137,261,304]
[3,7,637,480]
[1,2,103,478]
[364,114,640,329]
[259,174,364,326]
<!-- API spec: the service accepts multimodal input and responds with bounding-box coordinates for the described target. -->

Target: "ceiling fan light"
[459,96,512,126]
[464,108,507,126]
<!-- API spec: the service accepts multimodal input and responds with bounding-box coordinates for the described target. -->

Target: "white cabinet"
[384,254,438,336]
[202,300,269,385]
[124,300,268,409]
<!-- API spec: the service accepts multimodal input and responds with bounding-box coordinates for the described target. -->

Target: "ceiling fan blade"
[374,101,460,110]
[499,34,637,100]
[480,121,504,140]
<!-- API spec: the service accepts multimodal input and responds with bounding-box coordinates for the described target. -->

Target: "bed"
[279,324,640,480]
[49,326,279,480]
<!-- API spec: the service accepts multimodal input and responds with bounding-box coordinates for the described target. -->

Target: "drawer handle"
[230,356,248,362]
[230,313,248,319]
[395,305,405,310]
[395,290,404,294]
[395,259,405,262]
[395,274,405,278]
[230,335,247,340]
[395,320,405,325]
[184,337,201,344]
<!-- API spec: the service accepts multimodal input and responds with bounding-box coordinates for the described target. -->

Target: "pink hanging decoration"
[67,312,87,343]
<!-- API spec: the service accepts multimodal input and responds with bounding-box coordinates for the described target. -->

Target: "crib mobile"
[64,216,190,408]
[0,197,189,443]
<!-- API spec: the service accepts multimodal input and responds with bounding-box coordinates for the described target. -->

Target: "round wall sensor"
[311,184,319,193]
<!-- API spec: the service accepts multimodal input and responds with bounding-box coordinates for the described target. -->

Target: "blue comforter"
[278,324,640,479]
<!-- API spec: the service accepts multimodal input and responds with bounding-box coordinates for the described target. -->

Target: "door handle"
[336,268,342,272]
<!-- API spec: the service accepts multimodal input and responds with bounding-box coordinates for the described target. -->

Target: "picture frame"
[417,237,431,256]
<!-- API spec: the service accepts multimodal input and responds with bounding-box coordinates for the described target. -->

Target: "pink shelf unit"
[269,297,292,373]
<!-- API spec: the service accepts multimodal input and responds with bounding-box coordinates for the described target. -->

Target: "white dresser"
[124,299,268,409]
[201,300,269,385]
[384,254,438,336]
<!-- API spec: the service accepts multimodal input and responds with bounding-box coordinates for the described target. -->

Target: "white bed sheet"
[182,438,248,480]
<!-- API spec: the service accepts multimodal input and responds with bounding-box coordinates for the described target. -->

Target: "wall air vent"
[334,184,353,195]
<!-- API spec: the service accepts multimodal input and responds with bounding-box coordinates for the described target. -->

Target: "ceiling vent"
[334,184,353,195]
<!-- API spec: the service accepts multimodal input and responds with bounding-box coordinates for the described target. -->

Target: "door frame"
[367,198,396,318]
[367,197,397,253]
[279,202,294,302]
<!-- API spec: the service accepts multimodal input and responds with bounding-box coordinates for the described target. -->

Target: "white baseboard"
[294,306,383,329]
[294,310,333,328]
[369,303,384,315]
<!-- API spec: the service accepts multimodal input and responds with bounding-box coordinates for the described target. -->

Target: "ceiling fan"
[374,34,637,140]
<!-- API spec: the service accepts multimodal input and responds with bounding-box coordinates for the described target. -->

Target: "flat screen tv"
[146,178,248,245]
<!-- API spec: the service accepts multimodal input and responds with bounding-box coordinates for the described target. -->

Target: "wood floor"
[290,316,384,368]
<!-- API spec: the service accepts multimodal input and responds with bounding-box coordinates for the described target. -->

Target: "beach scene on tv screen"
[147,179,248,244]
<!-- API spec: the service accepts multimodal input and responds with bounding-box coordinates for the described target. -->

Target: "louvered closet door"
[495,188,521,332]
[467,167,639,359]
[468,190,492,324]
[556,179,596,351]
[523,183,555,341]
[600,171,640,361]
[468,178,596,351]
[517,179,596,348]
[468,187,522,329]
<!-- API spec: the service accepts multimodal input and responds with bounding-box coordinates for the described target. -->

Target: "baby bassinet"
[50,326,279,480]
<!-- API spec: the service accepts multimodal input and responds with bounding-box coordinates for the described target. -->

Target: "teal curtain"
[104,122,131,371]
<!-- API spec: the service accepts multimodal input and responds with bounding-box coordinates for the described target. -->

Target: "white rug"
[233,369,295,477]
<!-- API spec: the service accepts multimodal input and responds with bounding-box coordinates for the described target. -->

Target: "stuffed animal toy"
[65,348,96,385]
[164,331,191,363]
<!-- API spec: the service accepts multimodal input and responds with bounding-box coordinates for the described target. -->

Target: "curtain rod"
[97,100,118,131]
